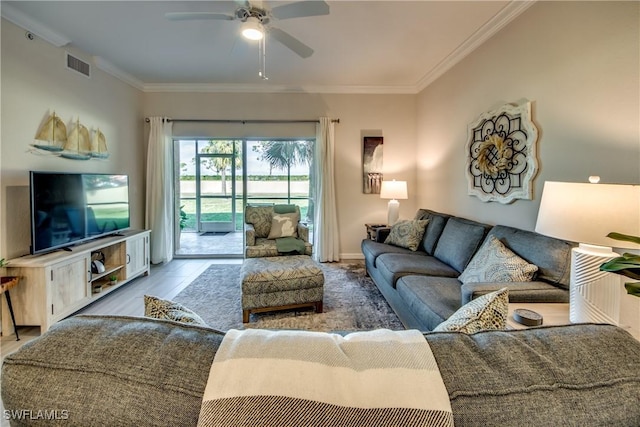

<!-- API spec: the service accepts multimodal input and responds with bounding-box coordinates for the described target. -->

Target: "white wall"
[143,92,416,258]
[4,1,637,262]
[416,1,640,230]
[1,19,144,258]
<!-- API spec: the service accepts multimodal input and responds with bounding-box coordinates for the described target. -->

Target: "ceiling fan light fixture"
[241,16,264,40]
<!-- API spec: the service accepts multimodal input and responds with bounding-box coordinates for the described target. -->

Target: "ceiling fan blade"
[165,12,235,21]
[269,27,314,58]
[271,1,329,20]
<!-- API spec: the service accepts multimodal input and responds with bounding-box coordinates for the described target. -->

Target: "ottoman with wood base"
[241,255,324,323]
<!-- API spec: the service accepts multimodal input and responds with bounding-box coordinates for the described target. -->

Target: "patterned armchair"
[244,204,313,258]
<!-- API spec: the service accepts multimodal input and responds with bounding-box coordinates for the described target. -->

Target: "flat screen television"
[30,171,130,255]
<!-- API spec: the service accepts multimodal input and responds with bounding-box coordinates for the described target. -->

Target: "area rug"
[172,261,404,332]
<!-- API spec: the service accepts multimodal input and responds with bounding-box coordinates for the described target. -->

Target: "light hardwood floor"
[0,258,241,358]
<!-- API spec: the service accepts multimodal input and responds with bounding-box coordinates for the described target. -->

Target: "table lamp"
[535,180,640,324]
[380,180,408,225]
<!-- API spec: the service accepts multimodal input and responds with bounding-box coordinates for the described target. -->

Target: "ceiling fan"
[165,0,330,59]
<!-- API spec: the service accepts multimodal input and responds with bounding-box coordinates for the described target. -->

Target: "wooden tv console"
[1,229,150,334]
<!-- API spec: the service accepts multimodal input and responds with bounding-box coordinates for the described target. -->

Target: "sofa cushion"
[433,288,509,333]
[486,225,574,289]
[396,275,464,330]
[426,324,640,426]
[433,217,491,273]
[414,209,451,254]
[246,238,313,258]
[144,295,208,327]
[384,219,429,251]
[377,253,459,288]
[458,236,538,284]
[1,315,223,427]
[461,281,569,305]
[361,239,423,268]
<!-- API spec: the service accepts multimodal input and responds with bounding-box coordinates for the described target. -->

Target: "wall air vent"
[66,52,91,78]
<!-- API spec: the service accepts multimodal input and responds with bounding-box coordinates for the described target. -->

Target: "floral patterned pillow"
[458,235,538,284]
[433,287,509,333]
[384,219,429,251]
[144,295,208,327]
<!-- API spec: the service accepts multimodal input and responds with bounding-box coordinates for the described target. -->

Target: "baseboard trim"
[340,253,365,260]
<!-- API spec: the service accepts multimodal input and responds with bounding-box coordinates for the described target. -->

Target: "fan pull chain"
[258,37,268,80]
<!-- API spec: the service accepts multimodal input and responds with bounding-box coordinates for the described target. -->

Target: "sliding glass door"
[174,138,313,257]
[246,139,314,226]
[196,140,241,233]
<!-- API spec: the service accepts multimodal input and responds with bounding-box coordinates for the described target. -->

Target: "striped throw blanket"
[197,328,453,427]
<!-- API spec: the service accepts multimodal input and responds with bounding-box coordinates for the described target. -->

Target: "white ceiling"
[2,1,533,93]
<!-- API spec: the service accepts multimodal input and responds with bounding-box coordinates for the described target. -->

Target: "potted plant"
[108,274,118,286]
[599,232,640,297]
[0,258,12,287]
[0,257,12,279]
[179,205,188,230]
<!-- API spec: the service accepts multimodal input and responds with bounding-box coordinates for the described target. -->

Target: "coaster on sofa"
[458,235,538,284]
[144,295,209,327]
[384,219,429,251]
[433,287,509,333]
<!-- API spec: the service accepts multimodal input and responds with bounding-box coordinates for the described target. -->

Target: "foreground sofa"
[2,316,640,426]
[362,209,574,330]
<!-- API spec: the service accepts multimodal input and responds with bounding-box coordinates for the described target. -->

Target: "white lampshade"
[380,180,408,200]
[241,17,264,40]
[535,180,640,326]
[535,181,640,249]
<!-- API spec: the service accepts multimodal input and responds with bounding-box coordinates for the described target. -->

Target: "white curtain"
[145,117,174,264]
[313,117,340,262]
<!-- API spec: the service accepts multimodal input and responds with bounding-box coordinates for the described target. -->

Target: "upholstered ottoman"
[241,255,324,322]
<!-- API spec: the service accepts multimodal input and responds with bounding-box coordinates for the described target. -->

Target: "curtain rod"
[144,118,339,124]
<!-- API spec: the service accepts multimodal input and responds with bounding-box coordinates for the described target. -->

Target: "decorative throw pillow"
[384,219,429,251]
[267,212,299,239]
[433,287,509,333]
[143,295,208,327]
[458,235,538,284]
[245,205,274,238]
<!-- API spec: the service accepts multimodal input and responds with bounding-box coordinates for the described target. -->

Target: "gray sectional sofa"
[3,316,640,426]
[362,209,575,331]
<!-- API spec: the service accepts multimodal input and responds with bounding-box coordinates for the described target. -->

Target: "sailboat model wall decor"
[60,117,91,160]
[29,111,111,161]
[90,128,109,159]
[32,112,66,152]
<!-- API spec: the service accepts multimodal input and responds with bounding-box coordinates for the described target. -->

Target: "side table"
[507,303,570,330]
[1,276,20,340]
[365,223,387,241]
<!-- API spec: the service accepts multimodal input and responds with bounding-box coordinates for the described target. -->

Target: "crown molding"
[142,82,417,95]
[143,1,534,95]
[2,0,535,95]
[1,3,70,47]
[415,0,536,92]
[93,56,145,90]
